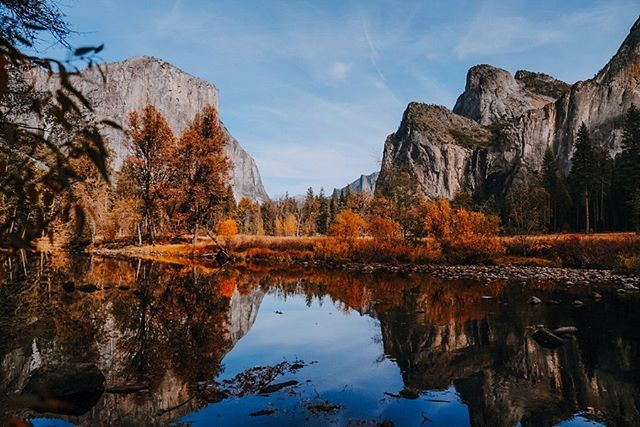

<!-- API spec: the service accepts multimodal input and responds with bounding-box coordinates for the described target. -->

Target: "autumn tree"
[367,215,401,243]
[423,198,502,259]
[216,219,238,236]
[236,197,262,234]
[329,210,365,251]
[124,105,175,243]
[375,165,421,239]
[165,106,231,243]
[0,1,111,249]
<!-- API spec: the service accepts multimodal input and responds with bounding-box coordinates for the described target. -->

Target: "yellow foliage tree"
[216,219,238,236]
[283,214,297,237]
[330,210,366,252]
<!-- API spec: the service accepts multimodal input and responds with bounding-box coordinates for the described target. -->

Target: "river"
[0,254,638,426]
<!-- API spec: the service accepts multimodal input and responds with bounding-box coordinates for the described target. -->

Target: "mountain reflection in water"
[0,254,638,426]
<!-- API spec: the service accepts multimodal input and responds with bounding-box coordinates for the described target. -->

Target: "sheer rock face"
[453,64,566,126]
[338,171,379,196]
[378,103,492,199]
[228,287,265,345]
[34,56,268,202]
[381,17,640,199]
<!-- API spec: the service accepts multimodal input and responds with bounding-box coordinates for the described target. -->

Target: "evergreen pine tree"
[615,104,640,229]
[541,147,558,230]
[316,188,330,234]
[568,123,596,232]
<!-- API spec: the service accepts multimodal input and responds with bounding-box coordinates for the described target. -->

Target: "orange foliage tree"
[216,218,238,236]
[125,105,175,243]
[367,215,402,243]
[329,209,366,252]
[423,198,503,259]
[165,106,231,243]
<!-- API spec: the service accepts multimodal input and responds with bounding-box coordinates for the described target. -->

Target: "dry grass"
[503,232,640,269]
[86,232,640,270]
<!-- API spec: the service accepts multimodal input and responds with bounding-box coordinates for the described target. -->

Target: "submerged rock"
[259,380,298,394]
[553,326,578,336]
[531,329,564,349]
[528,296,543,305]
[76,284,99,292]
[399,388,421,399]
[19,364,105,415]
[250,409,276,416]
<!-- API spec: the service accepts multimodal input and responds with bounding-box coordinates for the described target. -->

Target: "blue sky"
[43,0,638,197]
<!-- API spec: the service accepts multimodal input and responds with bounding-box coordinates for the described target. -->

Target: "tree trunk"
[585,190,590,233]
[137,223,143,246]
[192,222,199,245]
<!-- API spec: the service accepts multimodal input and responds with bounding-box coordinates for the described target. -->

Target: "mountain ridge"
[378,15,640,201]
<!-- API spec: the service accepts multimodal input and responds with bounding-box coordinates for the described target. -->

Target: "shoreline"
[87,244,640,290]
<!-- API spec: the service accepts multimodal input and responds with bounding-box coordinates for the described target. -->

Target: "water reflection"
[0,254,638,426]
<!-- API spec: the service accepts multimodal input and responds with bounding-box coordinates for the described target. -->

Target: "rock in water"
[399,387,421,399]
[552,326,578,336]
[531,329,564,349]
[19,364,105,415]
[61,281,75,293]
[76,284,99,293]
[528,296,543,305]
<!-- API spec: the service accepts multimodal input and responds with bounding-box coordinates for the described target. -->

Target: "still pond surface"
[0,254,638,426]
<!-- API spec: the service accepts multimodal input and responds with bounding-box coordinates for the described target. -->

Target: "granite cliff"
[33,56,268,202]
[379,17,640,200]
[337,171,379,196]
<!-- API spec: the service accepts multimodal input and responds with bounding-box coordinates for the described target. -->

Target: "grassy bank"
[85,232,640,272]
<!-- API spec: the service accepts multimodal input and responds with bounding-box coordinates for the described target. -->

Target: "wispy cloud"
[454,1,634,59]
[56,0,640,196]
[330,62,351,81]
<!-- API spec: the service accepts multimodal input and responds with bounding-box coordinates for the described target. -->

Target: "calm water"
[0,254,638,426]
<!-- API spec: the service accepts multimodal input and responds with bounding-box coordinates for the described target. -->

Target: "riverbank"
[85,232,640,276]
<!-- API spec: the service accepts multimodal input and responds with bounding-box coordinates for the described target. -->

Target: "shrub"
[217,219,238,236]
[423,198,503,261]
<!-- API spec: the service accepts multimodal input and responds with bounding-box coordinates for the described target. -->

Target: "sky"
[40,0,639,197]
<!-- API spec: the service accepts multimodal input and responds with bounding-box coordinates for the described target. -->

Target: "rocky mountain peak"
[337,172,379,196]
[378,103,492,199]
[514,70,570,100]
[380,16,640,201]
[453,65,566,126]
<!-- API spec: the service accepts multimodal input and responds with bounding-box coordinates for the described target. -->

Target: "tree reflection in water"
[0,254,638,426]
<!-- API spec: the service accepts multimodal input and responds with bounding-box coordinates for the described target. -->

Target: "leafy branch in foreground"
[0,0,115,249]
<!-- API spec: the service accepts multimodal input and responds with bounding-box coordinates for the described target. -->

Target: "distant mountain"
[336,172,379,196]
[33,56,268,202]
[378,16,640,200]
